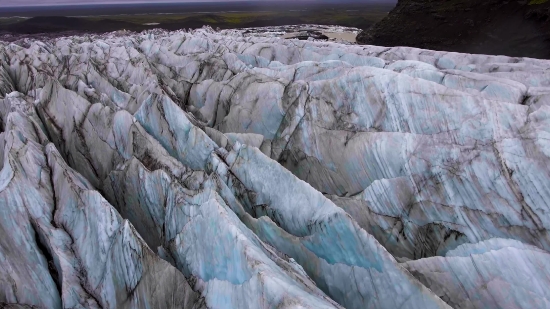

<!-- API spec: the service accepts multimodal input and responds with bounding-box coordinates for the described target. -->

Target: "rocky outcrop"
[1,27,550,308]
[357,0,550,59]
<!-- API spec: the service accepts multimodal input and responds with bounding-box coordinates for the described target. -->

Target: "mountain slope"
[357,0,550,59]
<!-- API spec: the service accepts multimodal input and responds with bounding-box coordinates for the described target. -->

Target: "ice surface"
[1,26,549,308]
[404,238,550,308]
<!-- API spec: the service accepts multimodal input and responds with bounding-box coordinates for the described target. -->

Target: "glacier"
[0,26,549,308]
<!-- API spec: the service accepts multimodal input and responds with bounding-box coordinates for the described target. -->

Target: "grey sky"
[2,0,394,7]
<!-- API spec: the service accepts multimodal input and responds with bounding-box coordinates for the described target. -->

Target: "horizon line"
[2,0,393,8]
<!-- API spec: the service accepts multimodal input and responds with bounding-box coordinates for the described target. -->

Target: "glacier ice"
[0,27,549,308]
[404,238,550,308]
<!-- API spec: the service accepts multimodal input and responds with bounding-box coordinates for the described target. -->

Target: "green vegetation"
[0,6,390,36]
[529,0,549,5]
[84,9,388,29]
[0,17,28,26]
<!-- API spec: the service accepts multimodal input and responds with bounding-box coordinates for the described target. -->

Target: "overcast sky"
[3,0,395,7]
